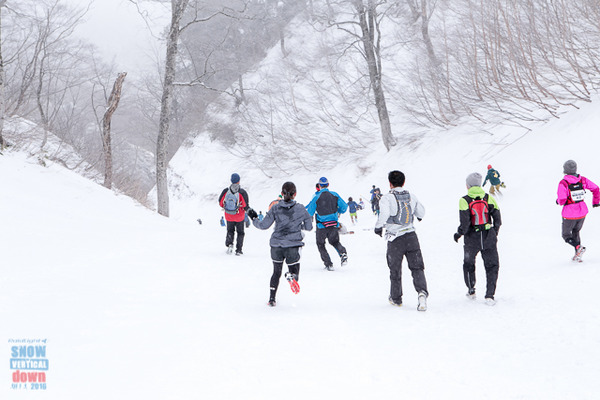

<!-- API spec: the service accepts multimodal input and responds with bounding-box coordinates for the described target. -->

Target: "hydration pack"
[316,191,338,216]
[563,179,585,204]
[387,190,413,227]
[223,188,240,214]
[464,194,490,230]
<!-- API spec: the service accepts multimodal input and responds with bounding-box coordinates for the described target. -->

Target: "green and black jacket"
[457,186,502,249]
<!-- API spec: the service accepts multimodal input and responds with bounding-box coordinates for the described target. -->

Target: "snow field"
[2,99,600,399]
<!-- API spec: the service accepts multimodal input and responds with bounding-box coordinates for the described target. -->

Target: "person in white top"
[374,170,428,311]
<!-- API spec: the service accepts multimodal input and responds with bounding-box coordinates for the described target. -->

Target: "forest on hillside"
[1,0,599,216]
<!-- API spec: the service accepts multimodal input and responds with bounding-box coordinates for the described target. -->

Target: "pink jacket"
[557,175,600,219]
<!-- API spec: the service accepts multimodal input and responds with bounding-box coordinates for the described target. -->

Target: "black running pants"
[315,226,347,267]
[386,232,428,303]
[463,245,499,299]
[225,220,245,252]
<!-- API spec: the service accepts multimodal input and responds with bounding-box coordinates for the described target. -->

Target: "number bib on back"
[563,179,585,204]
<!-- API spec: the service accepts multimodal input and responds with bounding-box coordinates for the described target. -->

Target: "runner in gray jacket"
[248,182,313,307]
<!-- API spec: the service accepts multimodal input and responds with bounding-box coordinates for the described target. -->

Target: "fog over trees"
[2,0,600,216]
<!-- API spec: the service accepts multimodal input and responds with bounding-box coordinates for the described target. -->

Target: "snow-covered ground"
[2,97,600,399]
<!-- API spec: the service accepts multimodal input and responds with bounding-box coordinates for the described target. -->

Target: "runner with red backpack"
[556,160,599,262]
[453,172,502,306]
[218,173,251,256]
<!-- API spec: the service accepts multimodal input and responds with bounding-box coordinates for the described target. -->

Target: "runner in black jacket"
[453,173,502,305]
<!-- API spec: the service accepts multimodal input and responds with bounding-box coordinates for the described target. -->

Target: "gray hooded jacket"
[253,200,313,247]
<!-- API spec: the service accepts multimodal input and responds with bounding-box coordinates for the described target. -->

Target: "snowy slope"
[2,95,600,399]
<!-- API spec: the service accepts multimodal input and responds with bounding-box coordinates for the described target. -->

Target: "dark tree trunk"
[102,72,127,189]
[0,1,7,150]
[354,0,396,150]
[156,0,190,217]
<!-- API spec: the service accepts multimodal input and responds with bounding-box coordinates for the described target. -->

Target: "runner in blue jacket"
[306,177,348,271]
[347,197,359,224]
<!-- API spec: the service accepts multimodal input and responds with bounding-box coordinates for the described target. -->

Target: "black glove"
[417,217,422,222]
[247,208,258,220]
[594,204,600,208]
[374,227,383,237]
[453,233,461,243]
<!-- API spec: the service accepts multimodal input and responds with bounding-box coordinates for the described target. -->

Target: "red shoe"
[285,272,300,294]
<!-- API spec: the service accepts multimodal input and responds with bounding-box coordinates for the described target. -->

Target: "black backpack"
[562,179,585,204]
[316,191,338,215]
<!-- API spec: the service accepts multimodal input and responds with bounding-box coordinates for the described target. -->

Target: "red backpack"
[464,194,490,230]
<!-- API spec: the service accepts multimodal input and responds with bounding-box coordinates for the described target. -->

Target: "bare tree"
[315,1,396,150]
[130,0,249,217]
[0,0,7,150]
[351,0,396,150]
[153,0,191,217]
[393,0,600,129]
[413,0,438,66]
[102,72,127,189]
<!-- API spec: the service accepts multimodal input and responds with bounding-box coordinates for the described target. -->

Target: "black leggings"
[270,247,301,298]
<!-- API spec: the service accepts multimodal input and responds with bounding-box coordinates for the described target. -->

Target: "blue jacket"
[348,201,358,213]
[306,188,347,229]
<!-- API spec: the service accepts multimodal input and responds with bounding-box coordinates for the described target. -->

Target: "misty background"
[2,0,599,215]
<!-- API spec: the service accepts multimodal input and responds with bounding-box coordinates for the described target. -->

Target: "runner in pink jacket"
[556,160,600,261]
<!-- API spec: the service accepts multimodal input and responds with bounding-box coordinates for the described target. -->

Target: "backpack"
[268,198,280,211]
[464,194,489,230]
[223,188,240,214]
[562,179,585,204]
[387,190,413,227]
[316,191,340,228]
[316,191,338,216]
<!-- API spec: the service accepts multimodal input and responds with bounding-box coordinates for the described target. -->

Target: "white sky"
[65,0,170,76]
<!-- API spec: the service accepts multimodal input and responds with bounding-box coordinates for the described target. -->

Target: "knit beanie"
[466,172,482,188]
[231,173,241,184]
[563,160,577,175]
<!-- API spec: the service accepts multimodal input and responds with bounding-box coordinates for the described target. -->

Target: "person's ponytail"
[282,181,296,202]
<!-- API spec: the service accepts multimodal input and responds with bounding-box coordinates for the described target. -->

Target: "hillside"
[2,90,600,399]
